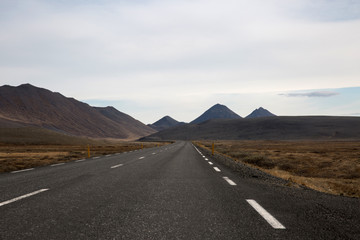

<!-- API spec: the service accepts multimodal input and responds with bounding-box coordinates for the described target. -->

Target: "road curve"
[0,141,359,239]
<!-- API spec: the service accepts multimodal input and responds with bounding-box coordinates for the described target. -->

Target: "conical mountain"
[246,107,276,118]
[148,116,181,131]
[191,103,241,124]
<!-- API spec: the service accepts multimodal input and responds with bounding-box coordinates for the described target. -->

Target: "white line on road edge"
[11,168,34,174]
[246,199,286,229]
[213,167,221,172]
[208,162,214,165]
[106,155,111,157]
[93,157,100,159]
[139,156,145,159]
[223,176,237,186]
[76,159,85,162]
[0,189,49,207]
[205,158,208,161]
[51,163,65,167]
[111,164,124,169]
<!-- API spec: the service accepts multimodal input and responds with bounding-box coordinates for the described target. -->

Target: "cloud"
[279,91,340,98]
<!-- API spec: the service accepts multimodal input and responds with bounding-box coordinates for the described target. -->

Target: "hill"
[141,116,360,141]
[191,103,241,124]
[0,84,155,140]
[148,116,182,131]
[246,107,276,118]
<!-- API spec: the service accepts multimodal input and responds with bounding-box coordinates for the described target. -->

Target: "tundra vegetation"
[195,140,360,198]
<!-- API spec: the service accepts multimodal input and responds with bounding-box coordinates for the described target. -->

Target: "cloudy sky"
[1,0,359,123]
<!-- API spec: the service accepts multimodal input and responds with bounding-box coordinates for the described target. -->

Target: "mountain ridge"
[191,103,241,124]
[0,84,155,140]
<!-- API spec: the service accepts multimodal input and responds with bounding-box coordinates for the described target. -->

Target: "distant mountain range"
[141,116,360,141]
[0,84,155,140]
[148,116,183,131]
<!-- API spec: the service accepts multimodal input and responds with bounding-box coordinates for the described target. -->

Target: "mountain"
[148,116,181,131]
[191,104,241,124]
[0,84,155,140]
[246,107,276,118]
[141,116,360,141]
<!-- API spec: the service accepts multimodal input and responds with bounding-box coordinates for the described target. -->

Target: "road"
[1,141,359,239]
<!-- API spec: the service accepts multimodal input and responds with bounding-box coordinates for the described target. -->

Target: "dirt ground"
[195,140,360,198]
[0,142,168,173]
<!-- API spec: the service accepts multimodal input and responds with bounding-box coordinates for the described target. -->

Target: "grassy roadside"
[0,142,169,173]
[194,140,360,198]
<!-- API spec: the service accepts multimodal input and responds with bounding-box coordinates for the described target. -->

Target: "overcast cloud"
[0,0,359,123]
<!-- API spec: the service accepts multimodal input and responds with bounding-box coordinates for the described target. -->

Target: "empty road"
[1,141,359,239]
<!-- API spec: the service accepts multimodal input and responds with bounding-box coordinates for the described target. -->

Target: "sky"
[0,0,359,124]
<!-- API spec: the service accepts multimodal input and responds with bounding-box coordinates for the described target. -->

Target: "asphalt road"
[1,141,359,239]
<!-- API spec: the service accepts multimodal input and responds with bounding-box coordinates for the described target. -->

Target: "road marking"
[51,163,65,167]
[223,176,236,186]
[75,159,85,162]
[111,164,123,169]
[205,158,208,161]
[93,157,100,159]
[213,167,221,172]
[202,156,206,158]
[106,155,111,157]
[0,189,49,207]
[11,168,34,174]
[139,156,145,159]
[208,162,213,165]
[152,152,156,155]
[246,199,286,229]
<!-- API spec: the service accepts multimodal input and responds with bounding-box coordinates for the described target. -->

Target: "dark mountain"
[141,116,360,141]
[191,104,241,124]
[246,107,276,118]
[148,116,181,131]
[0,84,155,140]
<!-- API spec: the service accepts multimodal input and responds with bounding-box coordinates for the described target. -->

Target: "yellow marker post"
[141,144,143,150]
[87,144,91,158]
[212,142,215,156]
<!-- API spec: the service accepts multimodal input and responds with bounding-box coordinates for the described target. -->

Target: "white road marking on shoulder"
[223,176,236,186]
[111,164,123,169]
[11,168,34,174]
[208,162,213,165]
[75,159,85,162]
[93,157,100,159]
[213,167,221,172]
[205,158,208,161]
[139,156,145,159]
[106,155,111,157]
[152,152,156,155]
[0,189,49,207]
[246,199,286,229]
[51,163,65,167]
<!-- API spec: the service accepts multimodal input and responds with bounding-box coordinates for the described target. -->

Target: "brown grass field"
[195,140,360,198]
[0,142,168,173]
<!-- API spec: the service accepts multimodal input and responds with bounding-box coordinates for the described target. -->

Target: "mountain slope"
[246,107,276,118]
[148,116,181,131]
[0,84,155,139]
[191,104,241,124]
[141,116,360,141]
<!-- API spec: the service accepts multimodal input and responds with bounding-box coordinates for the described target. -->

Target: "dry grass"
[0,142,169,173]
[195,140,360,198]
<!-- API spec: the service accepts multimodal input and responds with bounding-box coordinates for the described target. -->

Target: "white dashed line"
[223,176,237,186]
[208,162,213,165]
[106,155,111,157]
[11,168,34,174]
[152,153,156,155]
[213,167,221,172]
[93,157,100,159]
[246,199,286,229]
[51,163,65,167]
[0,189,49,207]
[111,164,123,169]
[205,158,208,161]
[75,159,85,162]
[139,156,145,159]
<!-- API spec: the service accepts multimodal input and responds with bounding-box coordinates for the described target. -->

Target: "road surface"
[1,141,359,239]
